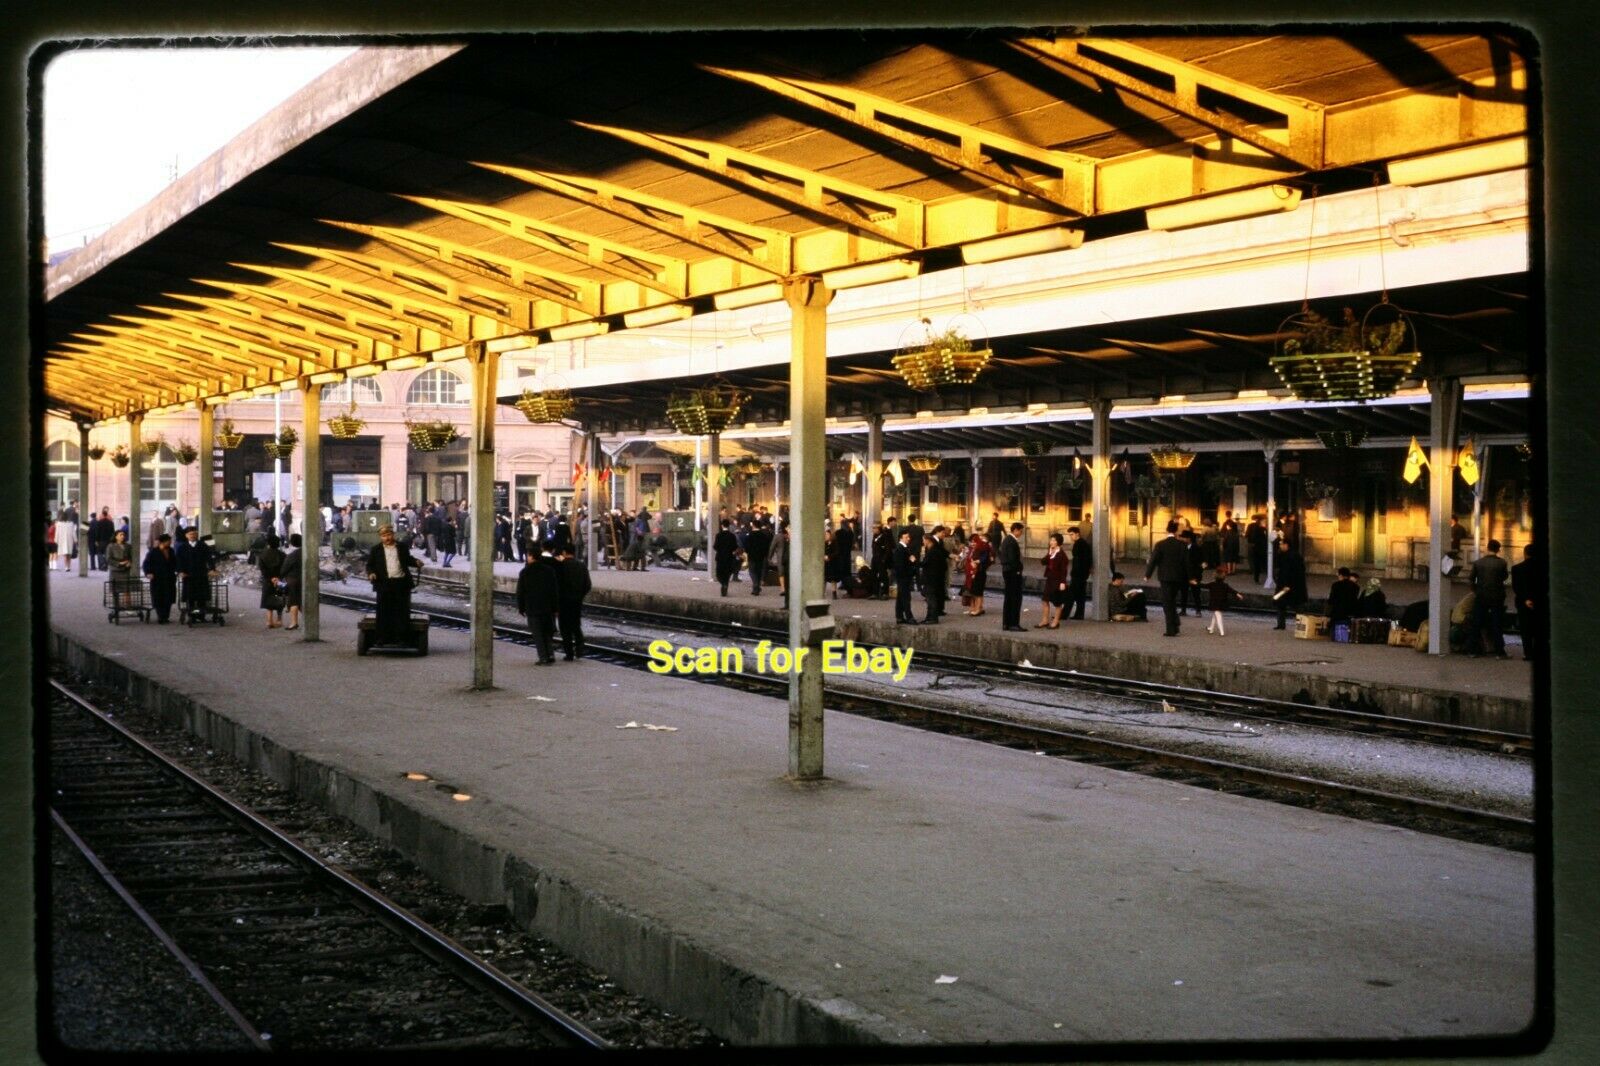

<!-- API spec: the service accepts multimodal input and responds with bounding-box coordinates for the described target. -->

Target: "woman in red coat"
[1038,533,1071,629]
[963,532,993,616]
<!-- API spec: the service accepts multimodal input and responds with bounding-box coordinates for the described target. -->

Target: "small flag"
[573,462,586,484]
[848,456,865,486]
[1457,435,1480,487]
[691,465,704,486]
[885,458,904,486]
[1403,436,1428,484]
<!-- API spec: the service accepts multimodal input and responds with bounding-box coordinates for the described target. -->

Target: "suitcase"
[1293,613,1330,640]
[1330,621,1352,643]
[1387,626,1416,647]
[1351,617,1392,644]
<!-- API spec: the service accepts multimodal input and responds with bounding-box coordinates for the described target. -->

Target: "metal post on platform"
[197,404,214,540]
[76,423,91,577]
[784,275,833,781]
[1428,376,1463,656]
[865,413,884,535]
[300,379,322,642]
[774,461,783,513]
[468,340,499,688]
[127,414,143,563]
[585,431,599,572]
[1262,441,1280,590]
[706,431,721,580]
[1089,398,1113,621]
[969,453,981,531]
[1471,442,1491,561]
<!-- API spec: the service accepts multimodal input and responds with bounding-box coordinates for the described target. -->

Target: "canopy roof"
[42,30,1530,423]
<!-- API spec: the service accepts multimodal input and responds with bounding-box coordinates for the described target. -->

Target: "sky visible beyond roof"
[41,43,357,254]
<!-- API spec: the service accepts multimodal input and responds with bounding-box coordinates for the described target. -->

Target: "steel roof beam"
[230,263,473,341]
[110,313,317,375]
[55,339,226,393]
[77,327,268,386]
[137,303,359,367]
[703,66,1098,215]
[159,292,384,364]
[189,280,422,350]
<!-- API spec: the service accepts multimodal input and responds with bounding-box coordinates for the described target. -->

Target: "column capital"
[781,275,834,310]
[1261,439,1283,461]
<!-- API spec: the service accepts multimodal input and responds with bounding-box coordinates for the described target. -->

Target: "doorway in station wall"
[515,474,539,516]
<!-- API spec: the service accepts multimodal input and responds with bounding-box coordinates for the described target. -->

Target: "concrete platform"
[45,568,1535,1046]
[420,558,1534,734]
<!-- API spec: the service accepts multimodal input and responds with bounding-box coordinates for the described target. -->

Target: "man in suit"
[1468,538,1510,658]
[892,529,920,624]
[1510,542,1540,662]
[90,508,115,571]
[141,533,180,624]
[713,518,742,596]
[365,525,421,645]
[1272,539,1308,630]
[555,546,592,661]
[921,532,949,624]
[1066,525,1093,620]
[174,525,219,624]
[999,522,1026,631]
[1145,520,1191,636]
[744,520,773,596]
[869,522,894,599]
[986,512,1005,546]
[515,547,562,665]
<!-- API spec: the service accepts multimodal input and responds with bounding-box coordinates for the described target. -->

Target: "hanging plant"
[514,386,575,424]
[664,378,746,435]
[1150,446,1197,471]
[1271,303,1421,402]
[171,440,200,466]
[1205,472,1239,498]
[217,420,245,449]
[1302,479,1339,502]
[139,434,163,460]
[1316,428,1369,450]
[1134,473,1173,499]
[1018,439,1052,458]
[906,454,941,474]
[328,403,365,440]
[892,318,992,392]
[1055,468,1085,493]
[263,425,299,460]
[86,443,106,461]
[611,460,632,475]
[107,445,130,468]
[405,419,457,452]
[733,456,766,478]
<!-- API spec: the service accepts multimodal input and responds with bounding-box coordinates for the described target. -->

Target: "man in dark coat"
[90,508,115,571]
[892,529,920,624]
[1510,542,1540,662]
[985,512,1005,547]
[921,532,949,624]
[744,521,773,596]
[869,522,894,599]
[515,549,562,665]
[1181,530,1206,615]
[1468,538,1510,658]
[999,522,1025,631]
[141,533,180,624]
[1272,539,1308,630]
[172,526,218,622]
[555,547,592,661]
[365,525,421,644]
[1246,515,1268,584]
[713,518,742,596]
[1066,526,1093,620]
[1145,520,1192,636]
[1325,567,1360,624]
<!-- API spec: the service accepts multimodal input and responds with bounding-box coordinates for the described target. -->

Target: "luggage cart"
[103,578,150,624]
[179,575,229,626]
[356,614,430,656]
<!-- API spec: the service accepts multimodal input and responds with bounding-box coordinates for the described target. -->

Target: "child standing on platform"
[1205,572,1245,636]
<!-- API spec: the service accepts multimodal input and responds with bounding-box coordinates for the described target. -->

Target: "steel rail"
[50,678,610,1050]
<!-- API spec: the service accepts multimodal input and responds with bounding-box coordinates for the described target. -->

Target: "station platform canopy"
[42,30,1530,426]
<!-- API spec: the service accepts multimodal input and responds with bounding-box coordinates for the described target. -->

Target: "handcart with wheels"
[178,574,229,626]
[103,577,150,624]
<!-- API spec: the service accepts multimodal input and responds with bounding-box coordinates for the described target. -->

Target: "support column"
[127,414,144,562]
[300,381,323,642]
[1471,441,1490,561]
[1428,376,1463,656]
[1089,398,1113,621]
[705,431,721,580]
[784,276,833,781]
[865,414,884,538]
[774,461,783,513]
[969,453,982,531]
[467,341,500,688]
[76,423,91,577]
[585,432,599,572]
[1263,441,1281,590]
[197,405,215,539]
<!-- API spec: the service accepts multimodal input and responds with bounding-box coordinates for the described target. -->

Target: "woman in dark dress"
[964,532,993,616]
[1038,533,1070,629]
[256,533,286,629]
[280,533,303,630]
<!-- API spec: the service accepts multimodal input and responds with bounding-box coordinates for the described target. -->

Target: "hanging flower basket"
[139,436,163,461]
[1150,446,1197,470]
[217,420,245,450]
[262,425,299,460]
[107,445,131,468]
[171,440,200,466]
[1316,428,1369,450]
[665,378,746,435]
[1134,473,1173,499]
[86,444,106,461]
[1055,468,1085,492]
[1018,439,1052,458]
[328,405,365,440]
[1515,442,1531,462]
[892,320,992,392]
[907,454,942,474]
[611,461,631,475]
[1270,303,1421,402]
[405,419,457,452]
[734,456,766,477]
[514,387,575,424]
[1205,472,1239,498]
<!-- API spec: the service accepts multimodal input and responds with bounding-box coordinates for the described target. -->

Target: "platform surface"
[45,569,1536,1045]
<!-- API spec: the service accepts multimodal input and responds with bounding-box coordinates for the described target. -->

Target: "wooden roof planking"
[41,29,1530,423]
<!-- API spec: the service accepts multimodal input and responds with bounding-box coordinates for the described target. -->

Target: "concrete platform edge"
[49,630,911,1047]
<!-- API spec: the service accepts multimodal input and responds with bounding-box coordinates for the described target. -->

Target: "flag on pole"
[848,456,865,485]
[1457,435,1480,487]
[885,458,904,486]
[1403,436,1428,484]
[574,462,586,484]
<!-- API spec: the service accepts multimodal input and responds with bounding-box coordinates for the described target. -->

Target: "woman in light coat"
[55,507,78,571]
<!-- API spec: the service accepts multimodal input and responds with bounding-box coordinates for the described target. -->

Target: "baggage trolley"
[357,614,430,656]
[179,575,229,626]
[103,577,150,624]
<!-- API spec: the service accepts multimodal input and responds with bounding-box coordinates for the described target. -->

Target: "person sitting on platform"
[141,533,179,624]
[1355,577,1387,619]
[365,525,421,647]
[1326,567,1360,625]
[516,547,562,666]
[1107,572,1147,622]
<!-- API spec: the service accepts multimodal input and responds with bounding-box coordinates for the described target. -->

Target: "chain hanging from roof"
[892,317,991,392]
[665,377,747,436]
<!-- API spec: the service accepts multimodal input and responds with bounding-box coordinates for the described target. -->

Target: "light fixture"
[1403,436,1429,484]
[386,355,429,371]
[346,363,382,378]
[547,320,610,342]
[623,304,694,329]
[308,371,344,385]
[1145,184,1302,231]
[1388,136,1527,187]
[960,226,1084,265]
[821,258,920,290]
[713,283,783,311]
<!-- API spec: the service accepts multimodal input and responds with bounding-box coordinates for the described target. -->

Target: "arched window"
[406,368,469,406]
[321,378,385,405]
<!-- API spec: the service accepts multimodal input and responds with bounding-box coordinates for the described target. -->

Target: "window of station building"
[138,444,180,513]
[406,368,469,406]
[46,440,81,514]
[320,379,384,406]
[1029,471,1047,514]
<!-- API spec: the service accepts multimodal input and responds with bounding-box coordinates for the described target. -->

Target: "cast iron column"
[468,341,500,688]
[76,423,90,577]
[706,431,721,580]
[197,404,215,539]
[1427,376,1463,655]
[1089,398,1113,621]
[300,380,322,642]
[127,414,143,562]
[784,275,833,781]
[585,431,599,572]
[865,413,884,540]
[1263,441,1281,590]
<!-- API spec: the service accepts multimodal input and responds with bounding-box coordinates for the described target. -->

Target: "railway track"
[324,590,1533,852]
[49,679,610,1052]
[416,575,1531,756]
